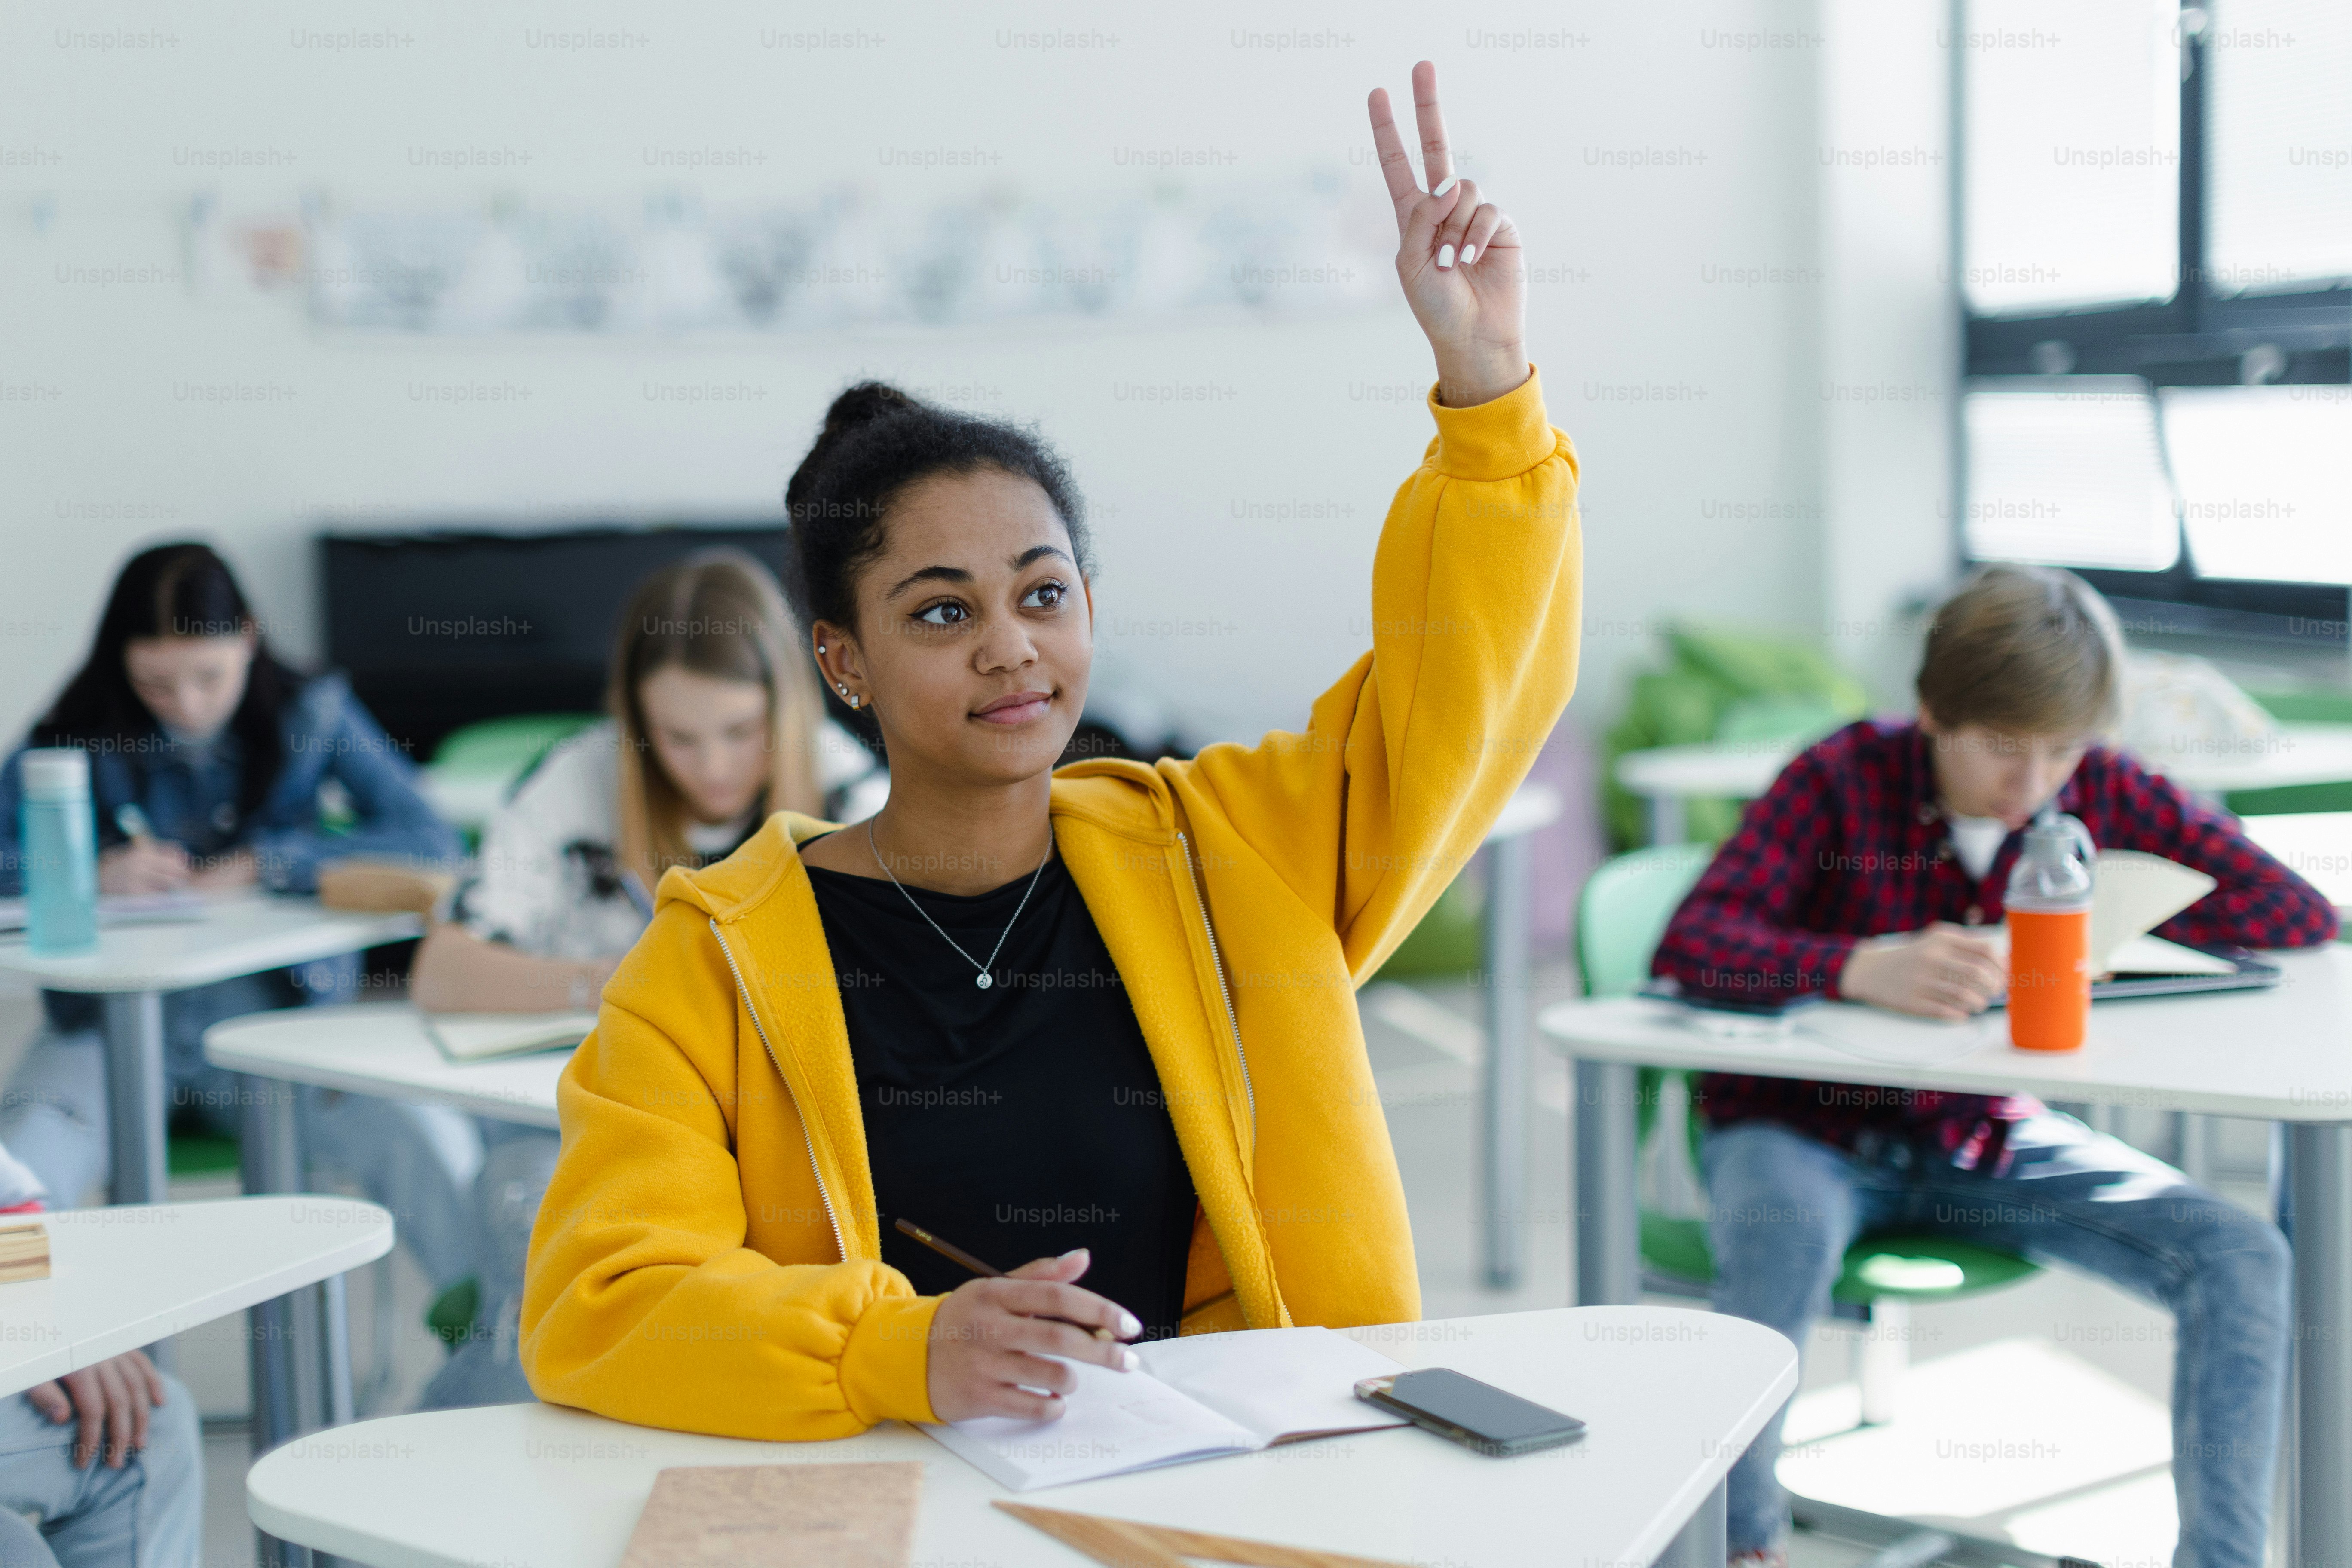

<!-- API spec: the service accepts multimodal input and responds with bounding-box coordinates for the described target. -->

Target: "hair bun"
[789,383,923,520]
[821,381,921,438]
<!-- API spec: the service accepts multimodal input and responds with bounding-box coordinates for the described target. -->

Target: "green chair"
[1577,846,2041,1425]
[166,1130,241,1180]
[423,714,601,843]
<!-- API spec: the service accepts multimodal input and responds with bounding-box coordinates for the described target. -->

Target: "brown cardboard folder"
[617,1462,922,1568]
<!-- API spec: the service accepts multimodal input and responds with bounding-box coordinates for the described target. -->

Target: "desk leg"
[322,1271,355,1427]
[1575,1059,1641,1306]
[2289,1122,2352,1568]
[238,1075,324,1568]
[102,992,174,1377]
[1651,1478,1725,1568]
[2175,1111,2216,1189]
[1480,836,1534,1291]
[239,1076,306,1451]
[101,991,168,1207]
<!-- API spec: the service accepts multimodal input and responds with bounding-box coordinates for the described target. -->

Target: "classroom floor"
[2,962,2266,1568]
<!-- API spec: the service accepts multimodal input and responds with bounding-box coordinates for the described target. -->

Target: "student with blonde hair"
[411,548,878,1405]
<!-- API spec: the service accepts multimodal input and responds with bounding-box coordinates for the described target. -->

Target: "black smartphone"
[1354,1368,1586,1457]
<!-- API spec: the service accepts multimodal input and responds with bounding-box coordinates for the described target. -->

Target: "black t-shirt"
[804,838,1198,1338]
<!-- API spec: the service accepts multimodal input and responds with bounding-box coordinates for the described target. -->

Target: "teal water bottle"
[21,749,99,955]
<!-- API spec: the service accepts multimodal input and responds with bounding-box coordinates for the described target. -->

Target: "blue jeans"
[1702,1115,2290,1568]
[0,1372,202,1567]
[419,1124,558,1410]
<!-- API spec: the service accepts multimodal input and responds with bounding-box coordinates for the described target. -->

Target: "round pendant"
[975,972,993,990]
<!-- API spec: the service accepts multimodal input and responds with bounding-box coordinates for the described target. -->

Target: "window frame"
[1958,2,2352,644]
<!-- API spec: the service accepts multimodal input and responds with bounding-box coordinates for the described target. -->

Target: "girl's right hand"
[925,1248,1142,1422]
[99,839,190,895]
[1367,60,1528,408]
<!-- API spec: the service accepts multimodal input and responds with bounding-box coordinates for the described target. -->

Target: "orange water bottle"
[2005,811,2095,1052]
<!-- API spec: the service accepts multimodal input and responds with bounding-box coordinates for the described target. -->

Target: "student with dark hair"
[521,64,1582,1438]
[1656,563,2336,1568]
[0,543,475,1289]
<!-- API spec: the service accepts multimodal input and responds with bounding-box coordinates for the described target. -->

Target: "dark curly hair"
[782,382,1091,634]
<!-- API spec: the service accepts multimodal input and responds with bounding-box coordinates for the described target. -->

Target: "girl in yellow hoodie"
[521,61,1583,1440]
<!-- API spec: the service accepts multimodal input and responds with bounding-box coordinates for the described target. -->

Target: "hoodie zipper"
[709,919,846,1265]
[1175,831,1256,1138]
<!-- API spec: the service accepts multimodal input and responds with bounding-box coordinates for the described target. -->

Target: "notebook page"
[423,1011,598,1061]
[919,1358,1259,1491]
[2106,933,2239,976]
[2090,851,2216,973]
[1135,1327,1409,1445]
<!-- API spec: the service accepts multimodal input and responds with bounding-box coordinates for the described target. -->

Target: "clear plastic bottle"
[20,749,99,955]
[2005,810,2095,1052]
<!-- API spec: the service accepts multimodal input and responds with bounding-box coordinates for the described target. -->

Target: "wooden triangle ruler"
[993,1501,1412,1568]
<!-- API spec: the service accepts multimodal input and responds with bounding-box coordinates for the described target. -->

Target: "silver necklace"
[866,818,1052,990]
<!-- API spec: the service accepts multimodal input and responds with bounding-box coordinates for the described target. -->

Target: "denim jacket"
[0,672,461,897]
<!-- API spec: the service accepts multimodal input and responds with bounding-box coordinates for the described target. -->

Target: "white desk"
[0,1197,391,1397]
[204,1002,568,1130]
[247,1306,1797,1568]
[0,894,421,1207]
[2242,812,2352,920]
[1617,723,2352,844]
[1540,944,2352,1567]
[201,1001,567,1475]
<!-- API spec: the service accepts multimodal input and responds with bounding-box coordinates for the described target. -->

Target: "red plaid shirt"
[1653,720,2340,1162]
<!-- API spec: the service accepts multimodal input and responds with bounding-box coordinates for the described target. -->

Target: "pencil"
[893,1217,1118,1340]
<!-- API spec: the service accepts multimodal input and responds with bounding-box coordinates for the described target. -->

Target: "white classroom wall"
[0,0,1957,753]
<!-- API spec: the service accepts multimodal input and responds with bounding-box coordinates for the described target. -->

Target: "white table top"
[1614,737,1805,799]
[1614,723,2352,802]
[1543,944,2352,1121]
[0,1197,392,1397]
[0,894,420,995]
[1488,781,1564,842]
[204,1003,566,1129]
[2154,724,2352,795]
[2242,811,2352,918]
[246,1305,1796,1568]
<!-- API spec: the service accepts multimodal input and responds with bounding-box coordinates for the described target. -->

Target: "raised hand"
[1367,61,1529,408]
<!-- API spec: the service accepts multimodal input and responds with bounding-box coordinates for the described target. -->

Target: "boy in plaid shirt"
[1654,564,2335,1568]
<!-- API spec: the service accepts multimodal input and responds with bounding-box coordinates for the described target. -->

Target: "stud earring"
[836,683,848,695]
[816,643,827,655]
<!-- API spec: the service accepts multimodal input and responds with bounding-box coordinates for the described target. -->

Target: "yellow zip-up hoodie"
[520,369,1580,1441]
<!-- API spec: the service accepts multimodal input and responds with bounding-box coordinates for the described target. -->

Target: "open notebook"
[1981,850,2278,998]
[920,1326,1409,1491]
[423,1011,598,1062]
